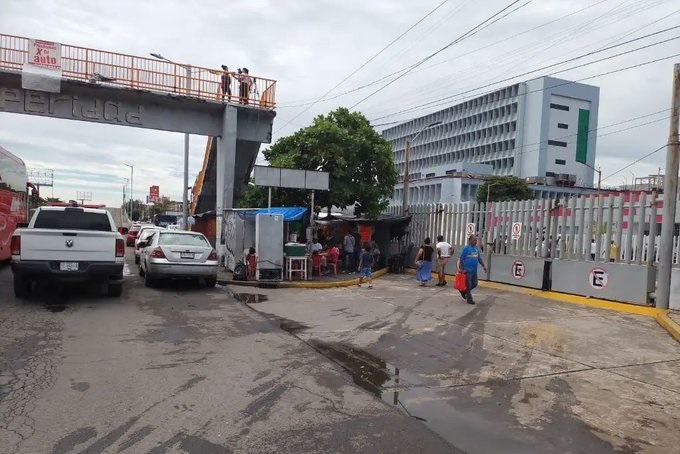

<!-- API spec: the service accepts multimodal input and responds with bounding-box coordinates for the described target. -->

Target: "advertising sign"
[28,39,62,69]
[22,38,63,93]
[149,185,160,199]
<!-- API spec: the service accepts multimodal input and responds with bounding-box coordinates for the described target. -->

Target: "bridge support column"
[216,104,238,251]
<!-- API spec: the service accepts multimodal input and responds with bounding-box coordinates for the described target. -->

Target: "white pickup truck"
[10,206,126,298]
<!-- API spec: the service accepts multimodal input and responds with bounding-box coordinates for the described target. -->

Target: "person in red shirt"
[325,243,340,275]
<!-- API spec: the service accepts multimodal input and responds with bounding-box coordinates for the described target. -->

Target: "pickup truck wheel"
[205,277,217,288]
[107,283,123,297]
[144,271,155,288]
[13,275,32,299]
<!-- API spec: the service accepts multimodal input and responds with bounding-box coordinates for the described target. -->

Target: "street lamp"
[151,52,191,230]
[402,121,442,214]
[484,182,501,249]
[124,164,133,222]
[629,171,635,190]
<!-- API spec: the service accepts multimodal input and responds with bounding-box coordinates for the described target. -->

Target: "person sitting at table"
[324,242,340,275]
[311,238,323,253]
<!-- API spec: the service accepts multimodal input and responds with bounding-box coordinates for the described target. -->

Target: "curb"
[218,267,389,289]
[656,311,680,343]
[404,267,661,317]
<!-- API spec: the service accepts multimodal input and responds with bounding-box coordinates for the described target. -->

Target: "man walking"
[343,231,355,273]
[457,235,487,305]
[435,234,453,287]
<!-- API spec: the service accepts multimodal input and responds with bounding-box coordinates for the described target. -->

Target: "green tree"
[476,175,534,204]
[238,107,398,219]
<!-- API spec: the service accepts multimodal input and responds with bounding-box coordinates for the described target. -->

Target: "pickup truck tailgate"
[19,229,116,262]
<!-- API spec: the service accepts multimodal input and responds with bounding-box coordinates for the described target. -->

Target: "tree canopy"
[238,107,398,219]
[475,175,534,204]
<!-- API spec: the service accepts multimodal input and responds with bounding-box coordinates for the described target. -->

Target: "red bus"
[0,146,28,261]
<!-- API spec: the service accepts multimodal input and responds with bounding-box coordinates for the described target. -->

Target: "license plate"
[180,252,194,259]
[59,262,79,271]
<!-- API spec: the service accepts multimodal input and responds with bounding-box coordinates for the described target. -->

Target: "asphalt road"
[0,252,455,454]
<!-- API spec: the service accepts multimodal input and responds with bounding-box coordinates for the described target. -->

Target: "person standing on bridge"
[238,68,252,104]
[220,65,232,101]
[457,235,487,305]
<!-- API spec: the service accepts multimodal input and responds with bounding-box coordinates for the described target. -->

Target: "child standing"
[358,242,373,288]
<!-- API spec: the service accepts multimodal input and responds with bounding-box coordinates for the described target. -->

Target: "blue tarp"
[237,207,308,222]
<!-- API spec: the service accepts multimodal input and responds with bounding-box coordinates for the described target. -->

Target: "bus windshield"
[0,146,28,260]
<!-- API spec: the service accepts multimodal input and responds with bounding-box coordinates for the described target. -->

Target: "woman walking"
[415,237,434,286]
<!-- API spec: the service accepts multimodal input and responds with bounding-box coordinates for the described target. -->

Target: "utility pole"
[402,139,411,215]
[656,63,680,310]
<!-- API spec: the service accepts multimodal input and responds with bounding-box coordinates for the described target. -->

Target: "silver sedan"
[138,230,218,287]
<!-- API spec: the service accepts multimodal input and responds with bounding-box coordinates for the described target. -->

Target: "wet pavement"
[232,274,680,454]
[0,253,455,453]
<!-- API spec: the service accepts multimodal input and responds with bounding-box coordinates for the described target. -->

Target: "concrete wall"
[488,255,545,289]
[670,268,680,310]
[551,260,655,306]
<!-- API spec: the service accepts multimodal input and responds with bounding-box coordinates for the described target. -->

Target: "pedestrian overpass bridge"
[0,33,276,246]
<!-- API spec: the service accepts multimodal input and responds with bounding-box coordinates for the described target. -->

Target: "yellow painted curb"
[656,311,680,343]
[405,267,661,317]
[281,267,389,289]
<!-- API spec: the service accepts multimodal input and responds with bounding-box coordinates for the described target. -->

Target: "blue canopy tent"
[236,207,307,222]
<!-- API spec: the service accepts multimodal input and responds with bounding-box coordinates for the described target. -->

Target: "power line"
[350,0,533,109]
[601,144,667,182]
[373,54,680,126]
[369,29,680,121]
[276,0,611,109]
[273,0,449,134]
[381,0,673,113]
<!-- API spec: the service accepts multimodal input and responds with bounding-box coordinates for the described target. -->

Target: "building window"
[426,172,435,178]
[550,103,569,111]
[555,159,566,165]
[546,171,555,177]
[548,140,567,147]
[558,123,568,129]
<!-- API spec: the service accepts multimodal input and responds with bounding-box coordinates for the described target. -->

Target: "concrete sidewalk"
[228,274,680,453]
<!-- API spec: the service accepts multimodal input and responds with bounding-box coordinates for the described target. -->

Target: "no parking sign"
[511,222,522,240]
[466,223,476,236]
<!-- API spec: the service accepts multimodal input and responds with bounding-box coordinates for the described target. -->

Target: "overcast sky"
[1,0,678,206]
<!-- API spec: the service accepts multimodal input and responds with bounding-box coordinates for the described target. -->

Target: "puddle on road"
[308,339,536,453]
[229,292,269,304]
[123,263,134,277]
[276,317,310,334]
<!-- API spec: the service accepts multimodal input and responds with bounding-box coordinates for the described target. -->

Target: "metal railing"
[387,192,680,267]
[0,34,276,109]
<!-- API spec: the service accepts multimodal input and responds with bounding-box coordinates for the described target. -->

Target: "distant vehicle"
[126,223,152,246]
[153,214,178,228]
[134,226,161,264]
[0,146,28,261]
[167,224,179,230]
[10,206,125,297]
[138,230,217,288]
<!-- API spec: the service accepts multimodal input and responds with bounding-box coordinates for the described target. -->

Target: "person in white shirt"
[590,239,596,260]
[435,235,454,287]
[311,238,323,253]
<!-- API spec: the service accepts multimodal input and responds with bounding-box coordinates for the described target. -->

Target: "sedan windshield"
[158,233,209,247]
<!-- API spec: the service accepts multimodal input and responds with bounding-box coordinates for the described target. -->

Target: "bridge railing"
[0,34,276,109]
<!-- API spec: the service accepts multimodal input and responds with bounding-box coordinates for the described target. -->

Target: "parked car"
[10,206,125,297]
[138,230,218,287]
[134,226,161,264]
